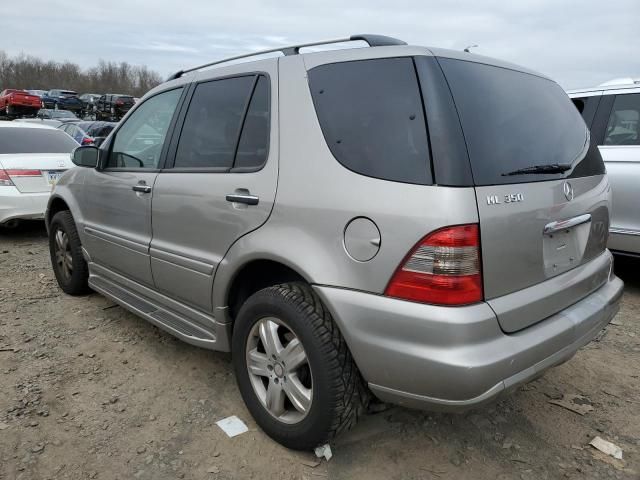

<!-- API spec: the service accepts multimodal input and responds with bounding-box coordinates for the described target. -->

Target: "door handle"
[226,193,259,205]
[132,184,152,193]
[543,213,591,235]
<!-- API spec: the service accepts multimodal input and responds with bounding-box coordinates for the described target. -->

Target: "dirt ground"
[0,221,638,480]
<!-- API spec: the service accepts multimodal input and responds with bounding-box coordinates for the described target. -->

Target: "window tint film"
[108,88,182,169]
[174,76,254,169]
[235,75,270,169]
[571,95,601,128]
[0,128,78,154]
[308,58,431,185]
[439,58,603,185]
[604,93,640,146]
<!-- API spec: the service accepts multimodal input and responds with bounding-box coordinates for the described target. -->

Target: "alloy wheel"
[54,229,73,281]
[245,317,313,424]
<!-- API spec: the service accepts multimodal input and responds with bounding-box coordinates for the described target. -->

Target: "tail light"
[5,169,42,177]
[0,169,14,186]
[385,224,483,306]
[82,137,94,145]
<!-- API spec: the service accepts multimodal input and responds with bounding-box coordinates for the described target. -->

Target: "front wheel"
[49,211,90,295]
[232,283,366,450]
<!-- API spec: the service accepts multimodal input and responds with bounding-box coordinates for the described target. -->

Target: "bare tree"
[0,51,162,97]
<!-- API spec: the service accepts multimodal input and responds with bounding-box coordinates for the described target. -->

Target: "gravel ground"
[0,221,638,480]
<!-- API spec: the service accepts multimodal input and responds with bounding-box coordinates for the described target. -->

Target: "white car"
[568,78,640,257]
[0,122,77,227]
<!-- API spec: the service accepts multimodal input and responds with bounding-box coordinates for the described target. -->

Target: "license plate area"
[543,221,591,276]
[44,170,64,186]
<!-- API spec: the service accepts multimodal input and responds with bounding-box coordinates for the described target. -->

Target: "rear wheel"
[49,211,90,295]
[232,282,366,450]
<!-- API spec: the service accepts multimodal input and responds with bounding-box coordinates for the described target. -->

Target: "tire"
[49,211,90,295]
[232,282,366,450]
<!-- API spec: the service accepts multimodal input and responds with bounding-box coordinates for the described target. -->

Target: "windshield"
[0,128,78,154]
[438,58,603,185]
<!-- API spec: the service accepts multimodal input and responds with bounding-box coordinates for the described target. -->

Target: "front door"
[82,87,184,286]
[150,64,278,312]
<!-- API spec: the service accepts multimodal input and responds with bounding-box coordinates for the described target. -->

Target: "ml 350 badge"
[486,193,524,205]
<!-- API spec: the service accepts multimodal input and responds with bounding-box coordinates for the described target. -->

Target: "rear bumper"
[0,189,50,224]
[314,270,623,411]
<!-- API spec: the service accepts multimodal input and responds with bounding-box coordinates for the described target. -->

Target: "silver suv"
[46,34,624,450]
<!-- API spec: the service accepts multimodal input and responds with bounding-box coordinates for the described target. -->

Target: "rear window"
[0,128,78,154]
[308,58,432,185]
[439,58,604,185]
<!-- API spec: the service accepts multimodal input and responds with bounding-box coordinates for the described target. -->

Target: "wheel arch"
[46,195,71,231]
[224,258,308,322]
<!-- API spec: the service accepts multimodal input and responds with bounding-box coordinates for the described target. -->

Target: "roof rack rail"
[166,34,406,81]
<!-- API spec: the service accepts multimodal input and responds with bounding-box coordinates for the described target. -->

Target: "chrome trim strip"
[610,227,640,237]
[543,213,591,235]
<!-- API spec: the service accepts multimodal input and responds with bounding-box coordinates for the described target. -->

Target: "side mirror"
[72,146,99,168]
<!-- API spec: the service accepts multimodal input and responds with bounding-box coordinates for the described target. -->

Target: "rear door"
[81,87,184,286]
[596,92,640,253]
[150,63,277,312]
[437,58,610,332]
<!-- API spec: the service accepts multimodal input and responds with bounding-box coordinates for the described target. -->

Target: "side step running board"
[90,275,218,349]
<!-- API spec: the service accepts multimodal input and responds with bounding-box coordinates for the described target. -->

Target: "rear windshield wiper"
[502,163,572,176]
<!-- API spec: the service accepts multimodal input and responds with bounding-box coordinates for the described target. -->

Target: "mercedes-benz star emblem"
[563,181,574,201]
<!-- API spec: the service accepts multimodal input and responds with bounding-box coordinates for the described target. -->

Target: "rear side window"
[308,58,432,185]
[603,93,640,146]
[439,58,603,185]
[571,95,602,128]
[235,75,270,169]
[0,128,77,154]
[174,76,255,169]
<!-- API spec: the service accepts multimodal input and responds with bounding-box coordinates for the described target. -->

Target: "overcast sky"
[2,0,639,89]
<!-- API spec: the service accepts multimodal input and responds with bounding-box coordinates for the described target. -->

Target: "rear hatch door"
[438,57,610,332]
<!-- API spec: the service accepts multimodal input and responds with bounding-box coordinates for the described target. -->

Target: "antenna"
[464,44,478,53]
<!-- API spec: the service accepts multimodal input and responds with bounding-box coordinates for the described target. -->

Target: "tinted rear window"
[0,128,78,154]
[174,76,255,169]
[439,58,603,185]
[308,58,432,185]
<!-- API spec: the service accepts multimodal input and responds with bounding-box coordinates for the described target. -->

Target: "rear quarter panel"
[601,145,640,253]
[212,52,480,308]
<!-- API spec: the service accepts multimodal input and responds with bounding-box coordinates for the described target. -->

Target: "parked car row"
[0,88,137,120]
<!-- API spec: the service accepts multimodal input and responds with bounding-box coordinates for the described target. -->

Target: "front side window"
[308,57,431,184]
[603,93,640,146]
[107,88,182,169]
[174,76,255,169]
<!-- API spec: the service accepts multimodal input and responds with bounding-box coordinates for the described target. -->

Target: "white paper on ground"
[589,436,623,460]
[216,416,248,438]
[314,443,333,461]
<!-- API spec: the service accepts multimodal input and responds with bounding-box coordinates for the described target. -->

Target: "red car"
[0,89,41,118]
